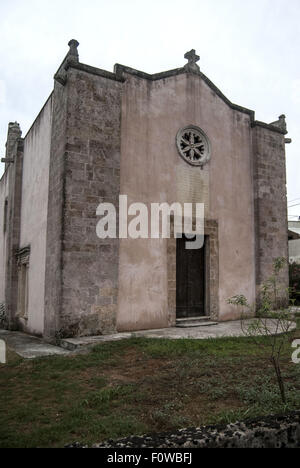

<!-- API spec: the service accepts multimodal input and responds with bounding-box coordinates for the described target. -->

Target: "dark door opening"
[176,235,205,318]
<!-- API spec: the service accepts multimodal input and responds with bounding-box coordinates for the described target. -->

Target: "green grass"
[0,324,299,448]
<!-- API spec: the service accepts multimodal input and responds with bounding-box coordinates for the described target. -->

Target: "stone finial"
[279,114,287,133]
[7,122,22,140]
[8,121,21,130]
[184,49,200,72]
[277,115,287,133]
[54,40,79,85]
[68,39,79,61]
[3,122,22,165]
[270,114,288,134]
[279,114,286,123]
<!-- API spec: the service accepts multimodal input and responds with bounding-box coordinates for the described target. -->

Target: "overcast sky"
[0,0,299,218]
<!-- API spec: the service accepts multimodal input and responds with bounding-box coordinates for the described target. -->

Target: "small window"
[16,247,30,320]
[3,198,8,233]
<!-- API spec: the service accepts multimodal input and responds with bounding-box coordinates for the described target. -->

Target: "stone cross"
[184,49,200,72]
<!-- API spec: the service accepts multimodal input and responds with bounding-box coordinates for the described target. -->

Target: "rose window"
[176,126,211,167]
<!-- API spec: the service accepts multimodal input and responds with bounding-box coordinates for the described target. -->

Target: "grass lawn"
[0,320,300,448]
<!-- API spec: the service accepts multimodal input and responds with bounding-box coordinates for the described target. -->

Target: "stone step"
[176,321,219,328]
[176,316,210,324]
[176,316,218,328]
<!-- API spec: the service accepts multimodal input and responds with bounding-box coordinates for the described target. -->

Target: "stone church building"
[0,40,289,340]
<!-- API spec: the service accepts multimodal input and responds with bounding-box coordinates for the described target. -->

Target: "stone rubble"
[65,411,300,449]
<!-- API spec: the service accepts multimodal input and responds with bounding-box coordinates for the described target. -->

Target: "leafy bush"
[228,258,294,404]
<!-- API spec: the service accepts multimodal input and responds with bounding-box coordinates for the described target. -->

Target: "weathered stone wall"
[45,66,123,339]
[19,96,53,336]
[44,83,68,341]
[0,170,9,308]
[63,69,122,337]
[1,124,23,331]
[253,126,289,306]
[0,123,22,328]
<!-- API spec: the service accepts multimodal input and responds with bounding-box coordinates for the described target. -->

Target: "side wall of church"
[19,96,53,335]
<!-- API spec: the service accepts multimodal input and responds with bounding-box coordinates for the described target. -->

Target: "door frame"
[176,234,206,318]
[167,217,219,326]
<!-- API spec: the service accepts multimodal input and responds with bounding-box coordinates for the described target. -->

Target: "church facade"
[0,41,289,340]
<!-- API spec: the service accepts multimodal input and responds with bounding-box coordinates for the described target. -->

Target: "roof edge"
[52,41,286,136]
[64,61,286,135]
[66,61,125,83]
[251,120,287,135]
[115,63,256,118]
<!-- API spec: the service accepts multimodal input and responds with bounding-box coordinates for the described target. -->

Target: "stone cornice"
[66,61,124,83]
[114,63,256,119]
[51,40,287,136]
[251,120,287,135]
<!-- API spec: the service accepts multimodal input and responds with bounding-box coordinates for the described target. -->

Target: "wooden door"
[176,235,205,318]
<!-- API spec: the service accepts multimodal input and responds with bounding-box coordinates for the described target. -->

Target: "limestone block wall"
[62,68,122,337]
[0,123,24,331]
[45,64,123,339]
[44,81,68,340]
[253,125,289,305]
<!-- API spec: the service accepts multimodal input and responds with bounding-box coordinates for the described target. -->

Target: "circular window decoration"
[176,125,211,167]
